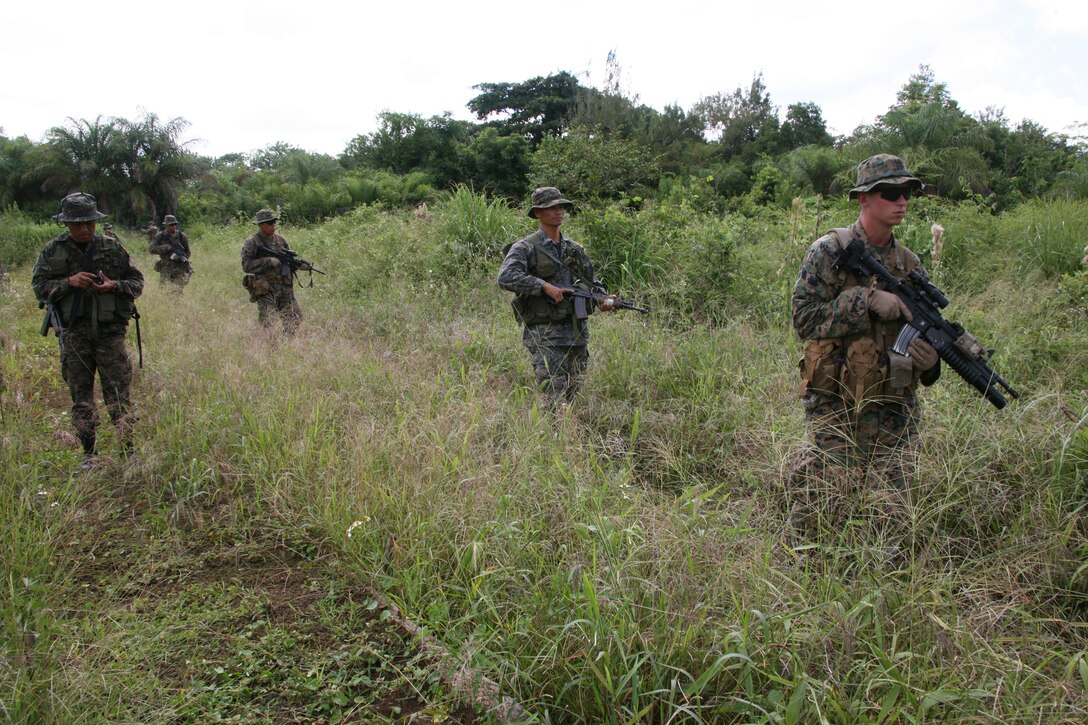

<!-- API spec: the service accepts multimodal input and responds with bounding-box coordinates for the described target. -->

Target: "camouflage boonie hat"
[162,214,179,225]
[253,209,279,224]
[103,223,113,229]
[527,186,573,217]
[849,154,924,198]
[52,192,108,222]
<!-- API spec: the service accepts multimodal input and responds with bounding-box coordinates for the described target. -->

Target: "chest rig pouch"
[510,233,591,326]
[47,236,133,327]
[798,228,920,405]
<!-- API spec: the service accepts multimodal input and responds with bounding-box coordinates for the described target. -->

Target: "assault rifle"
[564,288,649,320]
[39,300,64,352]
[834,237,1019,409]
[169,237,193,275]
[255,245,325,286]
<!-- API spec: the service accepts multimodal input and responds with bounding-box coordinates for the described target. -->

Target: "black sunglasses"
[877,187,911,202]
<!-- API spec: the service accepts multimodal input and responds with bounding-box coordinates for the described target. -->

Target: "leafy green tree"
[777,145,847,196]
[567,50,643,137]
[779,102,834,150]
[568,53,707,177]
[528,128,657,202]
[468,71,582,145]
[0,135,47,211]
[118,113,196,222]
[34,116,128,209]
[852,65,991,198]
[894,64,952,111]
[463,128,530,199]
[341,112,472,185]
[978,108,1075,207]
[636,104,708,176]
[249,142,302,171]
[694,73,780,161]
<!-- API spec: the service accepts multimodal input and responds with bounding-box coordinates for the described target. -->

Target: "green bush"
[529,128,658,202]
[431,187,520,274]
[0,204,57,271]
[572,202,667,291]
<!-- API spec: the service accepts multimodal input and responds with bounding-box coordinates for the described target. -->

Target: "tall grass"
[432,186,522,274]
[0,205,57,271]
[2,196,1088,721]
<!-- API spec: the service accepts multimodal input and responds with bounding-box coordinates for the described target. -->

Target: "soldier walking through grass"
[498,187,615,403]
[31,192,144,468]
[790,155,942,538]
[148,214,192,292]
[241,209,303,335]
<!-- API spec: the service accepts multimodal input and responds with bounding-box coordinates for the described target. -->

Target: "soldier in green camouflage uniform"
[148,214,192,292]
[790,155,942,536]
[31,193,144,468]
[241,209,303,335]
[498,187,615,402]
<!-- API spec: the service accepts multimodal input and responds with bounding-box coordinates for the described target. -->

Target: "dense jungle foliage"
[1,63,1086,240]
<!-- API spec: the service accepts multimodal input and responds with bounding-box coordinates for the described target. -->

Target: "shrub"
[0,204,57,271]
[431,187,520,274]
[572,202,667,291]
[529,128,658,203]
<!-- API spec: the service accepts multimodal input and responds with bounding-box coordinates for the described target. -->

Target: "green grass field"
[3,195,1088,723]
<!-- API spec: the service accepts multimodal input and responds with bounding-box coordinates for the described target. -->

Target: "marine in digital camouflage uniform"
[241,209,303,335]
[789,155,942,536]
[498,187,615,402]
[148,214,192,292]
[31,192,144,467]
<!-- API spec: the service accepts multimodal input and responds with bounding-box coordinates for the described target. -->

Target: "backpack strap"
[827,227,853,251]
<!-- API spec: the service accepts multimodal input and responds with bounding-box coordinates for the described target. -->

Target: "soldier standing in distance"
[498,187,615,404]
[148,214,192,292]
[241,209,303,335]
[31,192,144,469]
[790,154,941,537]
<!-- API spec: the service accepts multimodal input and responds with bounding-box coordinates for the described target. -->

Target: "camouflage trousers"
[788,393,920,540]
[528,344,589,402]
[254,285,302,335]
[60,324,135,454]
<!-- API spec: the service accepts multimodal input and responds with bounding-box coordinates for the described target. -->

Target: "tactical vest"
[509,231,594,326]
[44,235,134,326]
[799,228,920,404]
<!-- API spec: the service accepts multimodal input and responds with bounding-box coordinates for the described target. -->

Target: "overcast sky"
[4,0,1085,159]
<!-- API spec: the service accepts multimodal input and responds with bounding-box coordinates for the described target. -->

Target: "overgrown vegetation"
[2,51,1086,723]
[3,63,1084,231]
[3,185,1087,721]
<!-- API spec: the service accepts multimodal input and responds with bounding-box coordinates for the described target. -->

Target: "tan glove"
[868,289,912,321]
[908,338,939,371]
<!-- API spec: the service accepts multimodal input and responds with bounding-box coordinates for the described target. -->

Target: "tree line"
[2,63,1085,226]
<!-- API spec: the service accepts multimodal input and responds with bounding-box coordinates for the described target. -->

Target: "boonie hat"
[849,154,924,198]
[163,214,179,225]
[527,187,573,217]
[52,192,108,222]
[253,209,279,224]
